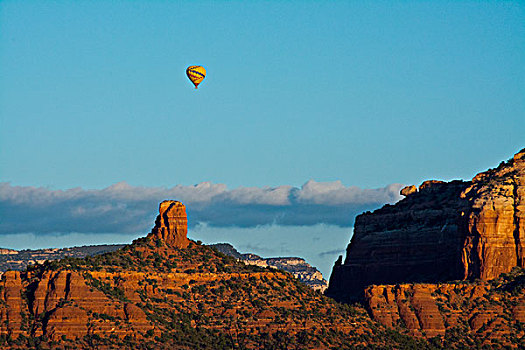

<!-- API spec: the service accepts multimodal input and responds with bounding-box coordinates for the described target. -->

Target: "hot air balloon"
[186,65,206,89]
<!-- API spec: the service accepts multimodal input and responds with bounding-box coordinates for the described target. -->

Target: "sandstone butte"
[326,148,525,346]
[0,200,429,349]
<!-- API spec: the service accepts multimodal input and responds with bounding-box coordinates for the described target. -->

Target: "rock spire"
[148,200,190,248]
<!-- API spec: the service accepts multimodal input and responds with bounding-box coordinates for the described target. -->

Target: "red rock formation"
[400,185,417,196]
[363,269,525,345]
[462,150,525,280]
[0,271,27,338]
[0,200,403,349]
[0,196,522,348]
[0,268,152,342]
[365,284,446,337]
[148,200,190,248]
[327,148,525,303]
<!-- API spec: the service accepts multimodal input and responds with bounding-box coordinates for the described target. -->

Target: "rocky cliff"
[363,268,525,347]
[326,148,525,303]
[243,256,328,292]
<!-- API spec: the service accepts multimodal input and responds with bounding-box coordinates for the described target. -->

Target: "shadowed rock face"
[148,200,189,248]
[326,148,525,303]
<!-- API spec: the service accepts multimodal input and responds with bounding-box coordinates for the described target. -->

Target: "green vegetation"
[3,236,525,349]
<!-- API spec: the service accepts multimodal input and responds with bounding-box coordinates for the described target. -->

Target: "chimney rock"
[148,200,190,248]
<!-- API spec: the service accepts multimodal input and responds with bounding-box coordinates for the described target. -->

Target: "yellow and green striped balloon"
[186,65,206,89]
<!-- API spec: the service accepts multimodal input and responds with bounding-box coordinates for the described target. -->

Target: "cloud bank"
[0,180,403,235]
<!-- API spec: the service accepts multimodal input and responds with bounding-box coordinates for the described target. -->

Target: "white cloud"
[294,180,401,205]
[0,181,404,235]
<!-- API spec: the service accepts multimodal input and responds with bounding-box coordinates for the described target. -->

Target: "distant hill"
[0,244,125,273]
[0,243,328,291]
[210,243,328,292]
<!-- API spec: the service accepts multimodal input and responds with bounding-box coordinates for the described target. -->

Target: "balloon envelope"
[186,66,206,89]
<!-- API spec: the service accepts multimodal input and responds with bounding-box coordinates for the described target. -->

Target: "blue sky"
[1,1,524,276]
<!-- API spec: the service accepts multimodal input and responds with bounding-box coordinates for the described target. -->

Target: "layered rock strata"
[148,200,190,248]
[0,202,193,342]
[327,149,525,303]
[363,269,525,345]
